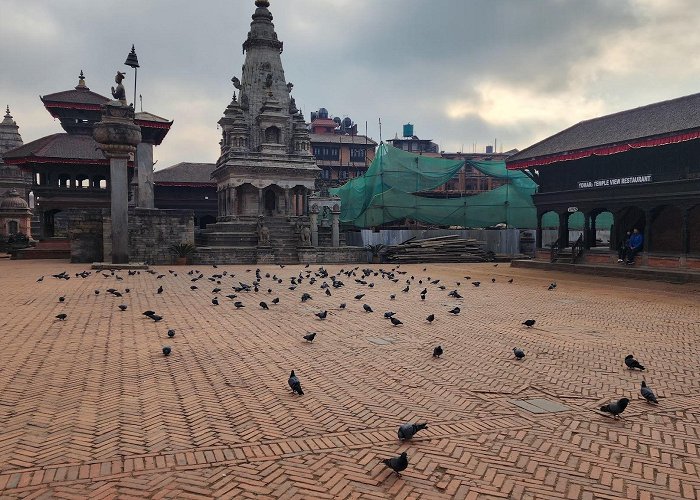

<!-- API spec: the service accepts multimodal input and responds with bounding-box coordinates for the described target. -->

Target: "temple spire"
[75,70,88,90]
[255,0,270,7]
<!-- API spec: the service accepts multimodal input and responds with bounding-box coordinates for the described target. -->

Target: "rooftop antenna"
[139,94,143,112]
[378,117,382,143]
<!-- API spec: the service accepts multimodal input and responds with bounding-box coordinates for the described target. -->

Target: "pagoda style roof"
[154,162,216,187]
[507,92,700,170]
[310,134,377,146]
[3,133,109,165]
[41,87,109,114]
[135,111,173,145]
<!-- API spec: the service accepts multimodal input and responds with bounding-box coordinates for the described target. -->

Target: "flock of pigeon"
[39,263,658,477]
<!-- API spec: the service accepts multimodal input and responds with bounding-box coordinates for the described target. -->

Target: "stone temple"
[195,0,358,264]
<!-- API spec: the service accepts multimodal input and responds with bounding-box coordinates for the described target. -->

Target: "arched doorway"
[264,189,276,216]
[650,205,682,253]
[7,220,19,235]
[568,211,584,246]
[614,206,645,250]
[540,210,558,248]
[591,210,613,248]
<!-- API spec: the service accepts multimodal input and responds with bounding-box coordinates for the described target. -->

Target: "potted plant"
[365,243,386,264]
[170,242,196,265]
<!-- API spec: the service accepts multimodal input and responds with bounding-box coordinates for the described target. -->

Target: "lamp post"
[124,45,139,108]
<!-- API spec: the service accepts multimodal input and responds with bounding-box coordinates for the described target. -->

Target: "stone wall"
[68,208,195,264]
[128,208,195,264]
[68,209,105,263]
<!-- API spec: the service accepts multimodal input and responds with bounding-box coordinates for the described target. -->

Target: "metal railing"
[572,234,584,263]
[549,238,560,263]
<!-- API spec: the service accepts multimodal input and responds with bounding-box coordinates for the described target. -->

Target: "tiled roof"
[508,92,700,163]
[135,111,172,124]
[41,88,110,107]
[310,134,377,146]
[3,134,107,163]
[154,162,216,185]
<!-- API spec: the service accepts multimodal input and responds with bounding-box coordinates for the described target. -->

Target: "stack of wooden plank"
[383,235,489,263]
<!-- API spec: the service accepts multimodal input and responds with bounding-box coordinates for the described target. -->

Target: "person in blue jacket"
[626,228,643,264]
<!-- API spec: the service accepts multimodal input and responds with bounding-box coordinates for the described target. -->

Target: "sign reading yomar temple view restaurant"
[577,175,652,189]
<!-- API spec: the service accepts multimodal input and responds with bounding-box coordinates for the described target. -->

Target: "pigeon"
[384,311,396,319]
[234,302,244,308]
[112,292,123,298]
[355,294,365,300]
[513,347,525,359]
[398,422,428,440]
[212,288,221,293]
[382,452,408,476]
[55,313,67,321]
[339,303,347,309]
[272,297,280,304]
[447,290,462,299]
[212,298,219,306]
[58,296,66,303]
[363,304,373,313]
[303,332,316,342]
[640,381,658,404]
[157,286,163,294]
[472,282,480,287]
[162,346,172,356]
[260,301,269,310]
[167,329,175,338]
[288,370,304,395]
[150,315,163,322]
[315,310,328,320]
[491,278,496,283]
[143,310,155,317]
[94,290,100,295]
[522,319,536,328]
[225,294,236,300]
[426,314,435,323]
[125,288,130,293]
[600,397,630,418]
[325,289,332,296]
[390,317,403,326]
[548,282,557,290]
[301,293,312,302]
[433,345,443,358]
[389,294,396,300]
[624,354,645,371]
[508,278,514,283]
[402,286,410,293]
[37,276,44,282]
[118,304,128,311]
[190,286,198,290]
[448,307,460,315]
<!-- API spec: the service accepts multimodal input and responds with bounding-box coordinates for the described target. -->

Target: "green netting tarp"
[330,144,612,230]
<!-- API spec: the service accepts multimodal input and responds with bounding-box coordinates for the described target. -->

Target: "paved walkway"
[0,260,699,499]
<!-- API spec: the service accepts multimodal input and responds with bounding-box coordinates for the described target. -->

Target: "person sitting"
[626,228,643,264]
[618,231,631,262]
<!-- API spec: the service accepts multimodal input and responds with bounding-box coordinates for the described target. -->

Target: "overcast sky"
[1,0,699,169]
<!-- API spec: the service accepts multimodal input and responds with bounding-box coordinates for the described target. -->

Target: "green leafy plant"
[365,243,386,256]
[169,242,196,257]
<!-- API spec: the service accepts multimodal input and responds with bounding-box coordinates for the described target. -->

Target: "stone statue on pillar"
[111,72,127,105]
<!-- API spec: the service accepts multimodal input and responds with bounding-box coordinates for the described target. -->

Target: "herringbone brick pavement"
[0,260,699,499]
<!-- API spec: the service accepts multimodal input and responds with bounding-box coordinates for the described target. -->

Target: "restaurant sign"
[577,174,652,189]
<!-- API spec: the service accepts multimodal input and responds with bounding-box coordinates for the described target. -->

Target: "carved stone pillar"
[136,142,155,208]
[93,100,141,264]
[284,188,290,215]
[331,207,340,247]
[309,206,319,247]
[583,212,591,249]
[230,187,237,216]
[258,188,264,216]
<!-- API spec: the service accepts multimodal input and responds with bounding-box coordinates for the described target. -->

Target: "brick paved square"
[0,260,699,499]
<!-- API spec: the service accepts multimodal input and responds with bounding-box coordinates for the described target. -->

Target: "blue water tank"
[403,123,414,138]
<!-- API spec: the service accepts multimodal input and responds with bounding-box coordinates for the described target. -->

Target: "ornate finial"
[232,92,237,102]
[4,105,9,117]
[76,70,87,89]
[255,0,270,7]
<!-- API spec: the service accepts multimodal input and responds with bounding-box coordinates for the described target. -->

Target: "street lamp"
[124,45,139,109]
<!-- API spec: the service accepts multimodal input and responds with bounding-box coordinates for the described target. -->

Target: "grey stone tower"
[212,0,318,219]
[0,106,30,200]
